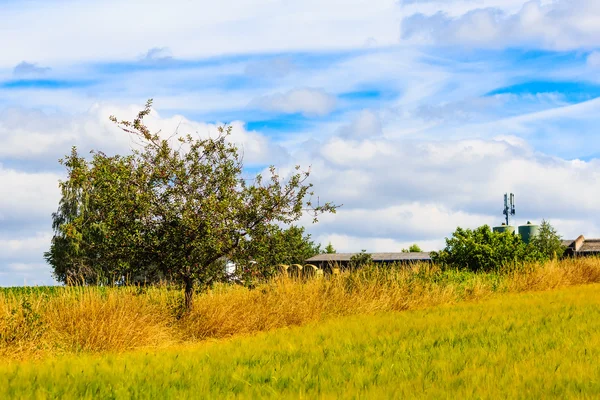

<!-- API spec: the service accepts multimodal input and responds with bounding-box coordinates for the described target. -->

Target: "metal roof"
[561,239,575,248]
[579,239,600,253]
[306,252,431,262]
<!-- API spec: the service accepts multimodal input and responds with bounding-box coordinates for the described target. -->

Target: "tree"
[430,225,537,272]
[402,244,422,253]
[349,250,372,269]
[46,100,338,308]
[44,149,160,285]
[529,220,565,261]
[322,242,336,254]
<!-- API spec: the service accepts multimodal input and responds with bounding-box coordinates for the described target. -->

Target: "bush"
[431,225,540,272]
[349,250,372,269]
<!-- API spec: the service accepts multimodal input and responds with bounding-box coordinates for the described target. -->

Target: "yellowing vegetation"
[2,283,600,398]
[2,257,600,361]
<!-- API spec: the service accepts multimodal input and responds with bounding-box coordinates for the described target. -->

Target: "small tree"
[322,242,336,254]
[402,244,422,253]
[47,100,338,308]
[349,250,372,269]
[529,220,564,260]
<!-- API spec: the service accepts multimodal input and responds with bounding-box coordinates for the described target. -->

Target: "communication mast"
[503,193,515,226]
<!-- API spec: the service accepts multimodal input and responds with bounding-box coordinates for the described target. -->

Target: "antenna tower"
[503,193,515,226]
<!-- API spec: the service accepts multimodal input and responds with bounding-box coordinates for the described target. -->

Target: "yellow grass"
[2,257,600,361]
[3,283,600,398]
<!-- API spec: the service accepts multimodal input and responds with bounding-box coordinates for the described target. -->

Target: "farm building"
[562,236,600,257]
[305,252,431,269]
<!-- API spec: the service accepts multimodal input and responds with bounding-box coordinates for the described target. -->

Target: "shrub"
[349,250,373,269]
[431,225,538,272]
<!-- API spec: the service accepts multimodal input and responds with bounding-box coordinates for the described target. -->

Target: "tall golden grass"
[2,257,600,361]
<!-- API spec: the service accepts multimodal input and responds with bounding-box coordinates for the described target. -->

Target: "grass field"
[2,258,600,362]
[1,283,600,399]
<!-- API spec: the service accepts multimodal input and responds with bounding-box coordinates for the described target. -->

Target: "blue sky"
[3,0,600,286]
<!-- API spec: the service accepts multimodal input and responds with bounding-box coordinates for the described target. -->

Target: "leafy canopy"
[402,244,422,253]
[431,225,531,272]
[431,222,564,272]
[46,100,338,307]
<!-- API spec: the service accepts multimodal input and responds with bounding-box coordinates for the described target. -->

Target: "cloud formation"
[13,61,51,76]
[248,88,337,117]
[2,0,600,285]
[291,133,600,252]
[401,0,600,50]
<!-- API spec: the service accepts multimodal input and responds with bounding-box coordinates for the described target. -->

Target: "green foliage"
[402,244,422,253]
[530,219,565,260]
[432,221,566,272]
[431,225,540,272]
[322,242,336,254]
[46,99,337,306]
[235,225,321,285]
[44,148,158,285]
[349,250,372,269]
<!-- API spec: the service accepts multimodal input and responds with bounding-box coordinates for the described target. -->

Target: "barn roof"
[579,239,600,253]
[306,252,431,263]
[562,239,575,248]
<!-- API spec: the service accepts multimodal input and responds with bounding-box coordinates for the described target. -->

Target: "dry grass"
[2,257,600,361]
[0,287,176,360]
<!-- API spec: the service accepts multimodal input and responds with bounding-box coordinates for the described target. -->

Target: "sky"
[2,0,600,286]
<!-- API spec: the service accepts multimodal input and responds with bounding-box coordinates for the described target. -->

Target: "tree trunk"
[184,276,194,309]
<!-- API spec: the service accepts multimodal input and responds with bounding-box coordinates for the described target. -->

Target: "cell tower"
[503,193,515,226]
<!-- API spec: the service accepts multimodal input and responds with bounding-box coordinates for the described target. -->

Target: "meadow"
[2,258,600,361]
[1,282,600,398]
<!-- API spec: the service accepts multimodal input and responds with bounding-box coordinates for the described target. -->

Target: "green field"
[2,284,600,399]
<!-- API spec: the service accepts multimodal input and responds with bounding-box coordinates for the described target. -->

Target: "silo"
[518,221,539,244]
[493,225,515,234]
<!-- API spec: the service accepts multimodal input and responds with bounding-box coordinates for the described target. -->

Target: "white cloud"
[0,233,55,287]
[0,234,51,262]
[248,88,337,117]
[0,167,61,224]
[290,132,600,249]
[587,51,600,67]
[337,110,383,139]
[401,0,600,50]
[0,0,401,66]
[4,99,600,285]
[0,263,55,287]
[3,0,600,286]
[13,61,51,76]
[0,103,287,166]
[140,47,173,63]
[244,57,296,79]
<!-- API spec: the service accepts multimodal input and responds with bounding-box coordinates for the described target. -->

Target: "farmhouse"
[305,252,431,269]
[562,236,600,257]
